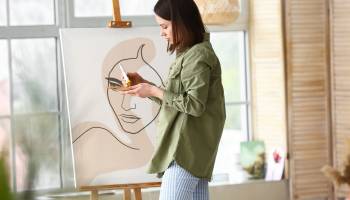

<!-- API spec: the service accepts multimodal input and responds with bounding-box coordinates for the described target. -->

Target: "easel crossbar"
[80,182,161,191]
[80,182,161,200]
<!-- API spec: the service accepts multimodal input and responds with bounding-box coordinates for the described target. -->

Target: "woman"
[124,0,226,199]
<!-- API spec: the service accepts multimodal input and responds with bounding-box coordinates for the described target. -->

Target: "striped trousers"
[159,161,209,200]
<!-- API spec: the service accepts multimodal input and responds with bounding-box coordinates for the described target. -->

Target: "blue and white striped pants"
[159,161,209,200]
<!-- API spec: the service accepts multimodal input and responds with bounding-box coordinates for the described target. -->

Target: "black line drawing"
[73,127,140,150]
[73,43,165,150]
[106,44,165,134]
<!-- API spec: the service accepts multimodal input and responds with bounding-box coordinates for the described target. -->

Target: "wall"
[249,0,287,155]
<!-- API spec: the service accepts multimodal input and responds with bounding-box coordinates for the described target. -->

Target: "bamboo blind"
[285,0,333,199]
[331,0,350,198]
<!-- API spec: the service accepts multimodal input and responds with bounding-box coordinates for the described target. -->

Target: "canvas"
[240,140,266,179]
[60,27,173,187]
[265,148,285,181]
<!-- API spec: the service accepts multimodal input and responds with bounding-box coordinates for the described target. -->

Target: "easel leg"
[134,188,142,200]
[91,190,98,200]
[123,189,131,200]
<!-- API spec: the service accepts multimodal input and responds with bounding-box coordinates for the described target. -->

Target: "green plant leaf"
[0,157,13,200]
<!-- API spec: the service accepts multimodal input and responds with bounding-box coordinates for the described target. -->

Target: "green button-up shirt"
[147,34,226,180]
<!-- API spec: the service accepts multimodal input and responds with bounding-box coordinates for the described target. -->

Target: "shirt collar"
[204,32,210,41]
[175,32,210,58]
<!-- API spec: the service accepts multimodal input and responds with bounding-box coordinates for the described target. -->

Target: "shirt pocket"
[166,63,182,93]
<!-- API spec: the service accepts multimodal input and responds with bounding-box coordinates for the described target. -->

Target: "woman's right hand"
[127,72,148,85]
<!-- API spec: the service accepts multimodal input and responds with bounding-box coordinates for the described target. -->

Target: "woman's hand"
[127,72,148,85]
[123,83,164,99]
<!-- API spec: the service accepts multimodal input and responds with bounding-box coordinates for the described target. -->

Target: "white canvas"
[60,27,173,187]
[265,148,286,181]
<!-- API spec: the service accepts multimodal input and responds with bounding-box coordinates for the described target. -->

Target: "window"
[11,38,60,190]
[0,40,9,84]
[0,0,73,192]
[0,0,249,193]
[0,0,7,26]
[0,118,11,184]
[11,39,58,114]
[9,0,55,26]
[74,0,157,17]
[0,40,12,186]
[211,31,250,183]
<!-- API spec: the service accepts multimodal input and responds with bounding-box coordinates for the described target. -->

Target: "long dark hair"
[154,0,206,54]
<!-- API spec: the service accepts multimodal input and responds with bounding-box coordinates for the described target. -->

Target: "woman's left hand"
[122,83,157,98]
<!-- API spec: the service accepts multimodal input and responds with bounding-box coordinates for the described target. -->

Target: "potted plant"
[322,140,350,200]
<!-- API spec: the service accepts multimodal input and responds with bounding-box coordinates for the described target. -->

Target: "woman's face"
[102,38,163,134]
[155,15,173,45]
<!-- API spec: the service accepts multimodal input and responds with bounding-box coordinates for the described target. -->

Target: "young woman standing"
[124,0,226,199]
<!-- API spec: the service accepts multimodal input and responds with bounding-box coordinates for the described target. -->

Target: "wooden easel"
[108,0,132,28]
[80,182,161,200]
[78,2,160,200]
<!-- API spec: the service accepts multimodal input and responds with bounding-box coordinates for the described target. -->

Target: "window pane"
[74,0,111,17]
[11,38,58,114]
[0,40,10,116]
[119,0,156,16]
[74,0,156,17]
[13,114,60,191]
[224,104,247,130]
[0,0,7,26]
[213,105,248,183]
[9,0,54,26]
[211,32,246,102]
[0,118,13,188]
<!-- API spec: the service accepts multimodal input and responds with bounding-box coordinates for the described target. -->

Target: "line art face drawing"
[104,43,165,135]
[66,37,167,186]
